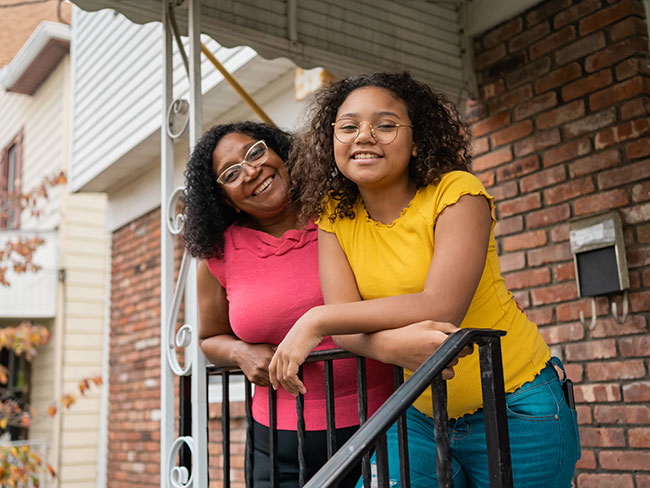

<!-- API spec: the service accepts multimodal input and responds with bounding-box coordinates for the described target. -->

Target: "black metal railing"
[194,328,513,488]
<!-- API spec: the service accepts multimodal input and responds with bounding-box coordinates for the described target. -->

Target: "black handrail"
[203,328,513,488]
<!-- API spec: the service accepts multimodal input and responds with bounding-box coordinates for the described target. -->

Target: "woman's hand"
[268,308,325,396]
[232,342,276,387]
[375,320,473,377]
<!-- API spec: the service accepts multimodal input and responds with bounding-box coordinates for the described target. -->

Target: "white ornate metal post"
[160,0,208,486]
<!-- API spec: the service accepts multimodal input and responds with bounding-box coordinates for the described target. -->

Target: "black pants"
[252,420,361,488]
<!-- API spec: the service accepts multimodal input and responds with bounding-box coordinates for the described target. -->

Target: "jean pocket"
[506,383,560,421]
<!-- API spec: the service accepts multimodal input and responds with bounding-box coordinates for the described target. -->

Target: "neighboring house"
[68,0,650,487]
[0,4,108,488]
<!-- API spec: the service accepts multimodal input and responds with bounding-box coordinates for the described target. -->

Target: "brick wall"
[470,0,650,486]
[109,208,245,488]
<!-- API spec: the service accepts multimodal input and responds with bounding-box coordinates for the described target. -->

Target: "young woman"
[183,121,396,487]
[269,73,580,487]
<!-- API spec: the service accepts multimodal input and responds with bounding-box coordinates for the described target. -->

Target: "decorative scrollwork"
[166,98,190,139]
[168,436,194,488]
[167,186,186,235]
[166,250,193,376]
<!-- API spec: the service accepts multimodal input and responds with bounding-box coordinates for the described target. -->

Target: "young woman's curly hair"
[290,71,471,223]
[183,121,293,259]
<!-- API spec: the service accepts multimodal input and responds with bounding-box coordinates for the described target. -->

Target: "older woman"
[183,121,395,487]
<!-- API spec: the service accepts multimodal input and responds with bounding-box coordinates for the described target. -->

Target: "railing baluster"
[356,357,371,488]
[431,375,452,488]
[297,367,307,487]
[269,387,278,488]
[179,375,192,470]
[478,338,513,488]
[324,359,336,459]
[394,366,410,488]
[222,372,231,488]
[244,377,254,488]
[375,431,389,488]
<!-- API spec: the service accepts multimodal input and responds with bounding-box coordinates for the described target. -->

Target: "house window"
[0,348,31,441]
[0,131,23,230]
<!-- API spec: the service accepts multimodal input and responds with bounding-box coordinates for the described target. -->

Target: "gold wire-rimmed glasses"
[331,119,413,145]
[216,140,269,187]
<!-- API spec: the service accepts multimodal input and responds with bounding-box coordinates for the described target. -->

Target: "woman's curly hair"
[290,71,471,223]
[183,121,293,259]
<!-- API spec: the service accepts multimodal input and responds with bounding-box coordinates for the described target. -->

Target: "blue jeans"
[357,358,580,487]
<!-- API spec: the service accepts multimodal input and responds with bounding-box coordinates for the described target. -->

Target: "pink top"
[207,222,394,430]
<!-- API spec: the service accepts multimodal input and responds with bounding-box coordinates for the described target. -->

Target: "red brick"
[543,137,591,167]
[588,360,647,381]
[514,91,557,120]
[472,136,490,156]
[644,268,650,286]
[528,242,572,266]
[551,223,570,242]
[579,0,645,35]
[502,230,547,252]
[623,382,650,403]
[553,262,575,281]
[535,63,583,93]
[520,165,566,192]
[496,156,539,182]
[476,170,495,188]
[562,69,613,101]
[632,182,650,203]
[579,427,626,447]
[554,0,601,28]
[590,76,650,111]
[599,450,650,471]
[464,99,488,123]
[616,57,650,81]
[640,224,650,243]
[514,129,561,157]
[630,290,650,311]
[577,405,592,424]
[505,58,552,92]
[575,383,621,403]
[526,0,572,26]
[536,100,585,129]
[490,120,533,147]
[556,296,608,322]
[481,79,505,100]
[497,192,542,218]
[488,180,519,201]
[637,474,650,488]
[539,321,584,344]
[564,107,617,140]
[508,21,550,53]
[585,37,650,72]
[626,246,650,268]
[577,473,634,487]
[627,137,650,159]
[472,146,513,172]
[475,43,507,70]
[574,189,629,215]
[494,215,524,237]
[611,15,649,41]
[619,335,650,357]
[526,204,571,229]
[499,251,526,272]
[483,17,523,48]
[565,339,617,361]
[596,118,650,150]
[544,178,596,206]
[512,290,530,308]
[488,84,534,112]
[526,306,554,325]
[530,25,576,60]
[472,111,510,137]
[576,449,596,469]
[598,159,650,190]
[622,202,650,224]
[555,31,606,66]
[591,315,648,338]
[531,282,577,305]
[568,148,621,178]
[504,267,551,289]
[629,428,650,448]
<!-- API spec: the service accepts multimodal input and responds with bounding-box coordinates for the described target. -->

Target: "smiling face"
[333,86,416,192]
[213,132,291,223]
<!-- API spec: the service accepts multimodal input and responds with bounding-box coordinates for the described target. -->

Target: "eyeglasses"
[216,140,269,187]
[331,119,413,145]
